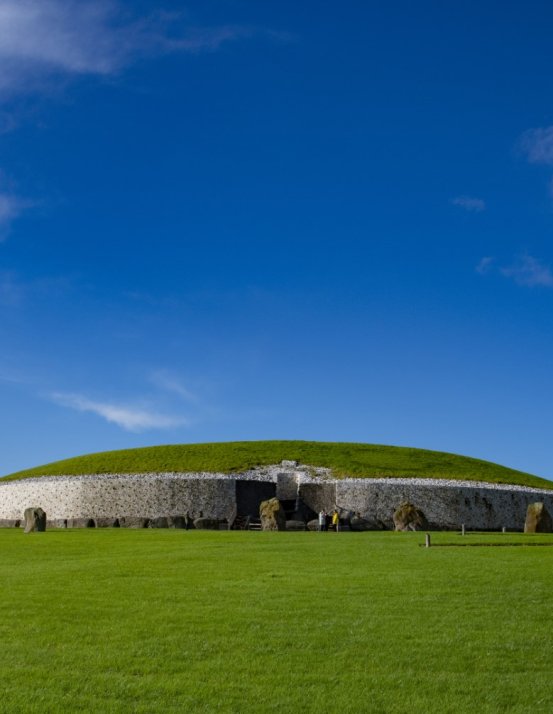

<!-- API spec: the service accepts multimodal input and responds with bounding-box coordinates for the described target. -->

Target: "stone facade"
[0,474,236,523]
[332,481,553,531]
[1,465,552,531]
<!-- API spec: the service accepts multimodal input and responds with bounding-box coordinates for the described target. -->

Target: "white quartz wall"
[1,469,552,530]
[0,473,236,521]
[333,481,553,530]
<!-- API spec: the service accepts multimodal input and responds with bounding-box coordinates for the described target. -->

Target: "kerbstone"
[393,502,429,531]
[260,498,286,531]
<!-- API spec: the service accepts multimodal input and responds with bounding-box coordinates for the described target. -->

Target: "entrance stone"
[260,498,286,531]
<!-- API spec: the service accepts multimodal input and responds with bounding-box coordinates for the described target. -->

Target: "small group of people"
[318,509,340,532]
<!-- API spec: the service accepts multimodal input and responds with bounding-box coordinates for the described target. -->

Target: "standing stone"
[393,502,429,532]
[24,507,46,533]
[524,502,553,533]
[285,520,306,531]
[260,498,286,531]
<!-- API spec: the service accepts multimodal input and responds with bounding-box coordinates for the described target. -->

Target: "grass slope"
[2,529,553,713]
[3,440,551,489]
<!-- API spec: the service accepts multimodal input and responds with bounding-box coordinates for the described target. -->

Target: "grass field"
[2,529,553,713]
[4,440,551,489]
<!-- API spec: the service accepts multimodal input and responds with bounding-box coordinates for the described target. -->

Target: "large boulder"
[194,518,222,530]
[286,520,306,531]
[260,498,286,531]
[524,502,552,533]
[119,517,150,528]
[94,518,120,528]
[0,519,19,528]
[67,518,95,528]
[24,507,46,533]
[51,519,68,528]
[393,502,428,532]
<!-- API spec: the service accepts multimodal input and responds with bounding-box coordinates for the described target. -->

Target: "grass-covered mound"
[3,440,552,489]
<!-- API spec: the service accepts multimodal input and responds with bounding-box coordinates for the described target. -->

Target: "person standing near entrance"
[318,510,326,532]
[332,509,339,532]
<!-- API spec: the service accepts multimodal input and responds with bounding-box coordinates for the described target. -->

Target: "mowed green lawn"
[1,530,553,714]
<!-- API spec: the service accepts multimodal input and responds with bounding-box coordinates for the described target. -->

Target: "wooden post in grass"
[425,533,431,548]
[502,526,506,534]
[461,524,465,536]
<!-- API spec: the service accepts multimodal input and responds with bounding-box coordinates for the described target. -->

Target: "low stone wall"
[1,467,552,530]
[0,474,236,523]
[331,481,553,530]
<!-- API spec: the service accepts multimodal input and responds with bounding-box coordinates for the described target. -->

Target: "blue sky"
[1,0,553,478]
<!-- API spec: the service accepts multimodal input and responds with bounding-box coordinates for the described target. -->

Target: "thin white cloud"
[520,126,553,165]
[451,195,486,212]
[150,369,198,403]
[500,255,553,288]
[50,391,188,431]
[0,1,257,96]
[0,2,265,232]
[475,256,494,275]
